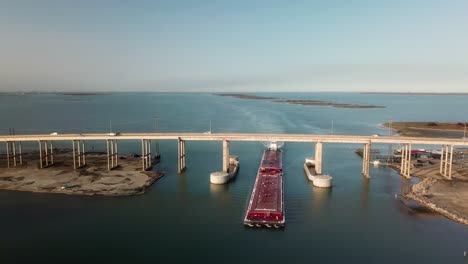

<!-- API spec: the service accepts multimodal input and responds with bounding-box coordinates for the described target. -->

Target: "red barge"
[244,142,285,228]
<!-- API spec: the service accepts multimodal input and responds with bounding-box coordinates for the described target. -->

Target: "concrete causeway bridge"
[1,132,467,179]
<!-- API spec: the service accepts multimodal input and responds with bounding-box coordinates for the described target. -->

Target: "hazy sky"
[1,0,468,92]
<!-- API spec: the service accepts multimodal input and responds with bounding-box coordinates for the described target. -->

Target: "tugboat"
[244,142,285,228]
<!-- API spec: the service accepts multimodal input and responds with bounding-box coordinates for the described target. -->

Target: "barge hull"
[244,149,285,227]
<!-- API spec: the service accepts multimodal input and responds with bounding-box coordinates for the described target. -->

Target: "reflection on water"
[360,177,370,210]
[399,176,412,196]
[210,183,229,194]
[177,173,188,202]
[311,186,332,212]
[210,183,233,207]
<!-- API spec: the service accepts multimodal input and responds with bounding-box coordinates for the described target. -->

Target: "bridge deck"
[0,133,467,146]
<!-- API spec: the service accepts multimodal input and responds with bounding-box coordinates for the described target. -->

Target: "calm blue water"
[0,92,467,263]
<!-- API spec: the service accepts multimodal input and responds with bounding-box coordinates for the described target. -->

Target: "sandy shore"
[0,150,163,196]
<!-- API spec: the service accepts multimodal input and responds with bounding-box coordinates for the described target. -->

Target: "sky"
[0,0,467,92]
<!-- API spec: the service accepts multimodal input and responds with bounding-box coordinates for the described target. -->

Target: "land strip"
[383,121,467,137]
[0,150,163,196]
[216,93,385,109]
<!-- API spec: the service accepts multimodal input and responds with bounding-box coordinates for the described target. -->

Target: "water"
[0,92,467,263]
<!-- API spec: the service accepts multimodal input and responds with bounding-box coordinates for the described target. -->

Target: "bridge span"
[1,132,467,179]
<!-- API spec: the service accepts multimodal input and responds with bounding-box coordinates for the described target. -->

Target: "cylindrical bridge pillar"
[315,141,322,175]
[222,140,230,173]
[362,142,371,178]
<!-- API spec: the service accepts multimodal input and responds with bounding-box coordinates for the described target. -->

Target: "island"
[216,93,277,100]
[215,93,386,109]
[0,150,163,196]
[273,99,384,109]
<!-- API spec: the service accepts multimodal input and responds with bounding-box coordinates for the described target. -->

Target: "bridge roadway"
[0,132,467,145]
[1,132,466,177]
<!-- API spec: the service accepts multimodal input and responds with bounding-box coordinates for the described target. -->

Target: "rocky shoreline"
[0,151,164,196]
[388,156,468,225]
[405,178,468,225]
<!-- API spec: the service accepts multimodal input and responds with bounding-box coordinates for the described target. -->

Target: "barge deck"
[244,145,285,228]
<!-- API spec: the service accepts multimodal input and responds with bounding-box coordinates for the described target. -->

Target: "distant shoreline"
[216,93,385,109]
[362,92,468,96]
[383,121,467,137]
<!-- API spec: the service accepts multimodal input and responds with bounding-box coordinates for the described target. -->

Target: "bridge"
[1,132,467,179]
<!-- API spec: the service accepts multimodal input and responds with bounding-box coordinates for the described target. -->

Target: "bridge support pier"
[177,138,186,174]
[141,139,152,171]
[439,145,454,180]
[315,141,322,175]
[362,142,371,178]
[222,140,230,173]
[106,139,118,171]
[400,144,412,179]
[38,141,54,168]
[5,141,23,168]
[72,140,86,169]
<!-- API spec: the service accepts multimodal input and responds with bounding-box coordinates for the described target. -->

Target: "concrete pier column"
[12,142,16,167]
[50,142,54,165]
[82,141,86,165]
[222,140,230,173]
[400,144,406,175]
[440,145,454,180]
[182,140,186,171]
[406,144,412,178]
[315,141,323,175]
[73,140,77,169]
[400,144,411,179]
[114,140,118,167]
[72,140,86,169]
[106,139,118,171]
[141,139,152,171]
[19,142,22,165]
[147,140,151,169]
[439,145,445,175]
[110,140,114,168]
[444,145,449,177]
[448,145,454,180]
[38,141,43,168]
[362,143,371,178]
[106,140,110,171]
[6,142,10,168]
[44,141,49,166]
[77,141,81,166]
[362,145,366,174]
[141,140,145,170]
[177,138,186,174]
